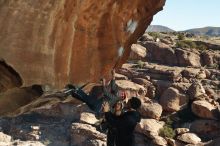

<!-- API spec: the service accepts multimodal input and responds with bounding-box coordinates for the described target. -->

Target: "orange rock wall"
[0,0,165,88]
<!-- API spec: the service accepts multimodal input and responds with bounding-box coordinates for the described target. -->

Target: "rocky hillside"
[146,25,175,32]
[185,27,220,36]
[127,32,220,145]
[0,32,220,146]
[146,25,220,37]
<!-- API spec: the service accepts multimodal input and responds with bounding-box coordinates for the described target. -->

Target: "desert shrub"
[209,63,219,69]
[159,118,175,139]
[197,44,208,51]
[148,32,161,40]
[176,40,209,51]
[137,60,145,68]
[176,41,189,48]
[175,40,196,49]
[177,33,185,40]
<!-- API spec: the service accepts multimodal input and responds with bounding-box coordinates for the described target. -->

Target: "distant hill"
[146,25,175,32]
[184,27,220,36]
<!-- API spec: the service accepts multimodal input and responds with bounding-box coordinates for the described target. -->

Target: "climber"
[103,97,142,146]
[66,69,124,114]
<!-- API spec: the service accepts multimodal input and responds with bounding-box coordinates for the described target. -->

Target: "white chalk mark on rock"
[118,47,124,57]
[126,19,138,33]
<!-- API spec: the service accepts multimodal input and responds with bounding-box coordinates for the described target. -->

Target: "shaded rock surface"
[0,0,166,122]
[0,0,165,88]
[190,120,220,140]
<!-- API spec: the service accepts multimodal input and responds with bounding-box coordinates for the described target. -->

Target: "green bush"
[178,33,185,40]
[176,41,189,48]
[197,44,208,51]
[175,40,196,49]
[175,40,209,51]
[137,60,145,68]
[159,118,175,139]
[159,125,176,139]
[148,32,160,40]
[210,63,219,69]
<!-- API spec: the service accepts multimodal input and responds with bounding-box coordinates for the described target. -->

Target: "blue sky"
[151,0,220,31]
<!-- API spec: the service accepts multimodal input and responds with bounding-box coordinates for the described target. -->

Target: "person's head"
[127,97,141,110]
[113,100,123,112]
[119,91,127,101]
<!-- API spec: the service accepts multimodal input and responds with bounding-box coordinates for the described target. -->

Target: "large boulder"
[191,100,217,119]
[177,133,201,145]
[135,119,165,138]
[159,87,189,112]
[152,135,167,146]
[116,80,146,98]
[142,41,178,65]
[152,80,172,97]
[79,112,99,125]
[139,101,162,119]
[175,48,201,67]
[71,123,106,146]
[0,0,165,89]
[131,78,156,98]
[181,68,206,80]
[187,81,206,100]
[0,132,12,143]
[201,50,220,67]
[129,44,147,60]
[190,120,220,140]
[142,63,182,82]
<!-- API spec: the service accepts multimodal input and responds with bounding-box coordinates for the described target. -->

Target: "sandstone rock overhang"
[0,0,165,89]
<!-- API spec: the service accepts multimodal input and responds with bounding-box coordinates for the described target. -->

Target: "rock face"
[0,61,22,92]
[175,48,201,67]
[191,100,216,119]
[129,44,147,60]
[136,119,164,137]
[142,41,177,66]
[0,0,165,89]
[139,101,162,119]
[116,80,146,98]
[187,81,206,99]
[190,120,220,140]
[159,87,189,112]
[0,132,12,143]
[177,133,201,145]
[71,123,106,146]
